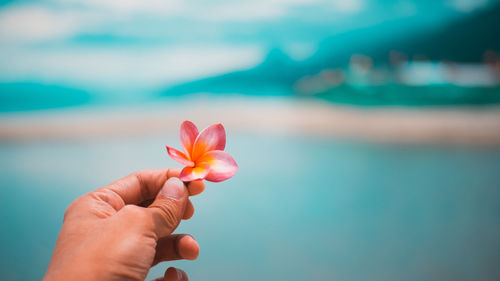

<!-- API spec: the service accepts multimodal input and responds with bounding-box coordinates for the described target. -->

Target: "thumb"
[148,177,189,238]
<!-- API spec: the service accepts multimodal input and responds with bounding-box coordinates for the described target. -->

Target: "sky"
[0,0,497,93]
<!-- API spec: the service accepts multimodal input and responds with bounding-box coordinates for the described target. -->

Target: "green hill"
[162,5,500,106]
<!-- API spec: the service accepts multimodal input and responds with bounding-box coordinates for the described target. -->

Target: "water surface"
[1,134,500,281]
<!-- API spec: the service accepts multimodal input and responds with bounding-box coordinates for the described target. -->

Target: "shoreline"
[1,96,500,146]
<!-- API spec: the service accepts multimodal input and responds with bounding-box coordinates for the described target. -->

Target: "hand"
[42,169,205,281]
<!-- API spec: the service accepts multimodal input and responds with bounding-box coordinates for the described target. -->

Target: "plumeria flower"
[166,121,238,182]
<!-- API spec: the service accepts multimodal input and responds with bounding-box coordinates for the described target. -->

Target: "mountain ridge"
[162,5,500,99]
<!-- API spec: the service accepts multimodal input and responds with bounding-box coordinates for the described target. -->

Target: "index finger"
[187,180,205,196]
[102,169,180,205]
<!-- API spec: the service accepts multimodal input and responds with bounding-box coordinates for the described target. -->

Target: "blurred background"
[1,0,500,280]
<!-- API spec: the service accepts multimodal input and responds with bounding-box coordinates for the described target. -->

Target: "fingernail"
[159,177,185,200]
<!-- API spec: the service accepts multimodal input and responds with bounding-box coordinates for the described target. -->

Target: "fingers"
[147,177,189,237]
[150,268,188,281]
[152,234,198,281]
[183,200,194,220]
[65,169,181,219]
[164,267,189,281]
[169,169,205,196]
[98,169,204,208]
[140,198,194,220]
[144,170,201,222]
[100,169,174,206]
[153,234,199,265]
[69,168,205,221]
[187,180,205,196]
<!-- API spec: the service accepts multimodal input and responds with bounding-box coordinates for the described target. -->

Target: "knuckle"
[120,204,145,217]
[63,203,74,221]
[63,196,86,221]
[119,204,156,228]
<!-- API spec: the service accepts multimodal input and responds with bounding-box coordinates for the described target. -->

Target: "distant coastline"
[1,96,500,146]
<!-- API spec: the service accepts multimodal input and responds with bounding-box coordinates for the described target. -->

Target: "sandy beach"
[1,96,500,145]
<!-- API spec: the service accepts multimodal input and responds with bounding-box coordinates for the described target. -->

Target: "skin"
[43,169,206,281]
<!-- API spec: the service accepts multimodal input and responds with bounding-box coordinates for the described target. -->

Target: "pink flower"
[166,121,238,182]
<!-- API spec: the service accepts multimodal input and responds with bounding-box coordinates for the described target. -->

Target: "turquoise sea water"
[1,133,500,281]
[2,82,500,113]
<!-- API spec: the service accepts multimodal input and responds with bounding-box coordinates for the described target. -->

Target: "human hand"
[43,169,205,281]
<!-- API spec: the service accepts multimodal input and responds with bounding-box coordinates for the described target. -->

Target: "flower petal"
[179,162,211,182]
[180,121,199,157]
[192,124,226,161]
[197,150,238,182]
[166,145,194,166]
